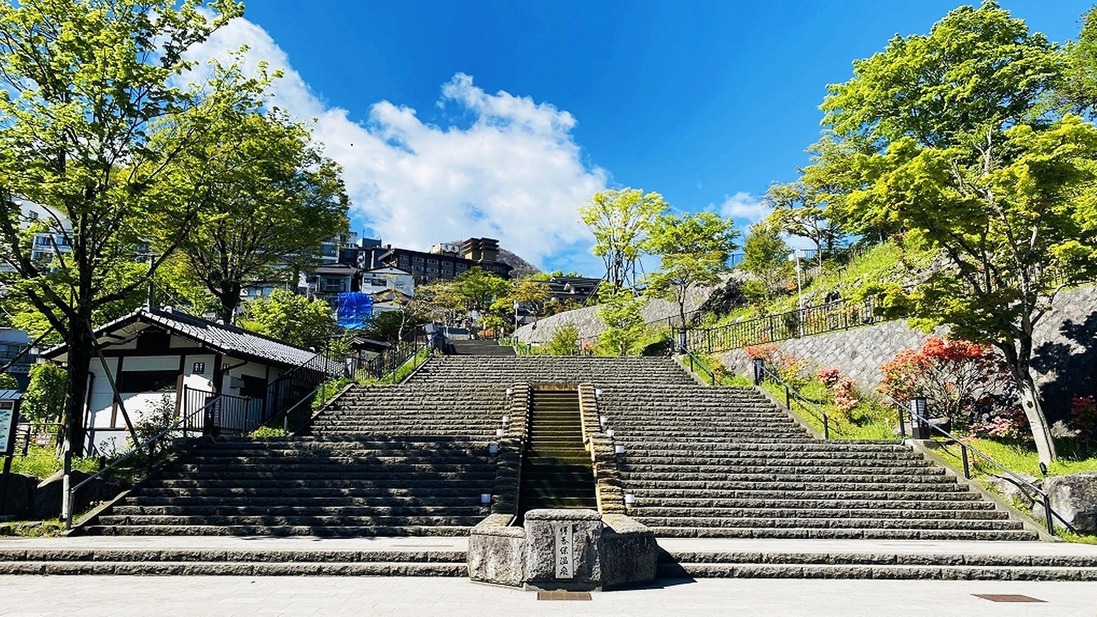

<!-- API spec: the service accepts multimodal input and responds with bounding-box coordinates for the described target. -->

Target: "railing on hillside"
[752,359,842,440]
[882,394,1067,537]
[679,295,882,354]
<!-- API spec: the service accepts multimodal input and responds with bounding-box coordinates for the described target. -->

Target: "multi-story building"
[0,329,35,390]
[350,237,512,284]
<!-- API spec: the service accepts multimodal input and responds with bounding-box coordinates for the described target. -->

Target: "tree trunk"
[217,284,242,325]
[999,341,1057,466]
[63,323,95,457]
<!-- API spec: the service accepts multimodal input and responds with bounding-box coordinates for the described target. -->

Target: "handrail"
[681,349,717,386]
[65,393,215,529]
[881,393,1068,536]
[753,361,839,440]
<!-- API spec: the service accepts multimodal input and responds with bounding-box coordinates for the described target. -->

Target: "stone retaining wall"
[715,284,1097,422]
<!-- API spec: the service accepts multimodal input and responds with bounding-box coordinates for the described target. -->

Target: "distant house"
[42,307,337,455]
[0,329,36,390]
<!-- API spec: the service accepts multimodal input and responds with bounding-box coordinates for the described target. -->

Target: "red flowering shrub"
[1071,396,1097,445]
[879,337,1012,428]
[817,367,841,387]
[831,377,860,417]
[970,406,1029,441]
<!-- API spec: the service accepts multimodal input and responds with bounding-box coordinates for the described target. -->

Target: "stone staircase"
[519,389,597,514]
[18,354,1073,579]
[80,437,494,537]
[603,384,1036,541]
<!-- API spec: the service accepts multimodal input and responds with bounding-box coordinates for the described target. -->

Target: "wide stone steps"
[0,560,468,576]
[93,514,485,528]
[110,505,487,517]
[627,487,980,500]
[647,527,1037,540]
[634,498,994,510]
[633,507,1008,520]
[621,467,945,479]
[80,525,473,537]
[657,551,1097,580]
[0,548,469,576]
[134,486,490,499]
[149,476,494,489]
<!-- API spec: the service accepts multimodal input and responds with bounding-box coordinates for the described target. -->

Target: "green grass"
[937,437,1097,478]
[10,446,100,480]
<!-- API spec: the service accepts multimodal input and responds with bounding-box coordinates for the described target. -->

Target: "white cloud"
[184,18,608,269]
[718,191,771,226]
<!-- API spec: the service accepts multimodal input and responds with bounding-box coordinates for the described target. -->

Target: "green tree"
[0,0,247,454]
[168,108,349,324]
[544,323,580,356]
[596,286,646,356]
[238,289,336,350]
[22,362,67,424]
[644,211,738,329]
[453,267,510,313]
[764,182,838,267]
[0,373,17,390]
[818,1,1097,465]
[740,221,791,305]
[492,278,550,331]
[580,188,667,293]
[363,310,428,344]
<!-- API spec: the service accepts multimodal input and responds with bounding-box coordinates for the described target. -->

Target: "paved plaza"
[4,575,1097,617]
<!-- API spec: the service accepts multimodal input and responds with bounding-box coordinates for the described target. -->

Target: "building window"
[117,370,177,393]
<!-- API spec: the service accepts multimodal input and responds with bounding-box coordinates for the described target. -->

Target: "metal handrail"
[882,393,1068,536]
[65,393,216,528]
[753,362,839,440]
[681,349,717,386]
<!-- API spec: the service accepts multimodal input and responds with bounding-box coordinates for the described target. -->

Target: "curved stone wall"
[715,284,1097,422]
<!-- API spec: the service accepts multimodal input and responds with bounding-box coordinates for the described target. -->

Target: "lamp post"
[788,249,805,336]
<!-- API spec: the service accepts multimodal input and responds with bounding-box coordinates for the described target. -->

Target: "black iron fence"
[678,295,882,354]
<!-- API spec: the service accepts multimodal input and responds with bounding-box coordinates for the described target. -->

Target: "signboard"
[554,522,575,579]
[0,401,15,455]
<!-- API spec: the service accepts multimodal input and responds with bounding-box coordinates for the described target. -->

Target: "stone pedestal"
[467,509,657,591]
[523,509,603,591]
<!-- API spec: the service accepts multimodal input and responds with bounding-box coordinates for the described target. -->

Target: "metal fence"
[678,295,883,354]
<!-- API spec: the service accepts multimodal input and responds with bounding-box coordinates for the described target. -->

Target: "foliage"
[0,0,250,455]
[249,425,288,438]
[21,363,67,423]
[969,406,1030,442]
[544,323,580,356]
[453,267,509,313]
[740,222,791,305]
[879,337,1014,429]
[1071,396,1097,445]
[168,107,349,324]
[764,181,839,265]
[131,395,176,458]
[0,373,16,390]
[238,289,336,350]
[362,310,427,344]
[644,211,738,327]
[579,188,667,293]
[11,446,99,480]
[595,286,646,356]
[813,2,1097,464]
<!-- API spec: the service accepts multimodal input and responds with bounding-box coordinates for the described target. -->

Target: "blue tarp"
[337,292,373,329]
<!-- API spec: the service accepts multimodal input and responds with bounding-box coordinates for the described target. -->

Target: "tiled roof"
[44,307,335,372]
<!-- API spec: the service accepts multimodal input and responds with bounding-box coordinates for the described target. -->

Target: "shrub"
[22,363,67,423]
[970,406,1030,442]
[545,323,580,356]
[879,337,1012,429]
[1071,396,1097,445]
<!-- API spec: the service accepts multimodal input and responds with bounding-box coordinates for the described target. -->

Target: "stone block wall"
[715,284,1097,423]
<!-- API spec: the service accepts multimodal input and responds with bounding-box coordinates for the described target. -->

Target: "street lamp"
[788,249,805,336]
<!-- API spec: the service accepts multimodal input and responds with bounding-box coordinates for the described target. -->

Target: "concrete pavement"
[4,576,1097,617]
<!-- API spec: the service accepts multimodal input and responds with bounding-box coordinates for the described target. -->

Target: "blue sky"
[193,1,1095,275]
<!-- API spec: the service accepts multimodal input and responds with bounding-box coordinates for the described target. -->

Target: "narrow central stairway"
[519,389,597,515]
